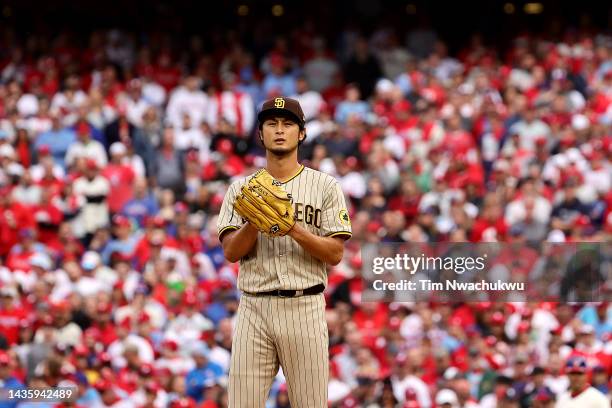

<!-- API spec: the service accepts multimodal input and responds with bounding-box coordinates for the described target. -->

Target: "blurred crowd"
[0,22,611,408]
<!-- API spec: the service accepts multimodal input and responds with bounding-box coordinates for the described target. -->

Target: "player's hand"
[243,221,260,233]
[233,168,295,237]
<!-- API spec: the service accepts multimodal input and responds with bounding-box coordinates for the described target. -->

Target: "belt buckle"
[278,290,296,298]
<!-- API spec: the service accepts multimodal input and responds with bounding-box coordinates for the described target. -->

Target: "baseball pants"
[228,293,329,408]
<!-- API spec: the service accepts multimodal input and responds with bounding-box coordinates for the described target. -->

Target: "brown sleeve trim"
[218,225,240,241]
[326,231,352,239]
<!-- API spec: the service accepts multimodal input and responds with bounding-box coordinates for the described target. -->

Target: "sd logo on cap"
[274,97,285,108]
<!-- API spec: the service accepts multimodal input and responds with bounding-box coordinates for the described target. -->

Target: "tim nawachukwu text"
[372,279,525,291]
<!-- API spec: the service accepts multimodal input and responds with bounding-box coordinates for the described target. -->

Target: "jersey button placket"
[276,252,288,282]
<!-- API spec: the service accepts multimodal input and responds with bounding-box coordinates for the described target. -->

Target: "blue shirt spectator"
[395,72,414,96]
[334,100,370,124]
[185,343,224,402]
[121,179,159,227]
[334,85,370,124]
[578,305,612,340]
[122,197,159,228]
[205,245,226,271]
[35,121,76,169]
[100,233,141,265]
[236,67,263,105]
[76,387,101,406]
[261,64,297,100]
[0,376,24,408]
[204,292,239,326]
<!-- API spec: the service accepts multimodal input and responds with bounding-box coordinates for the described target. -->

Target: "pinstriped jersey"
[217,165,352,292]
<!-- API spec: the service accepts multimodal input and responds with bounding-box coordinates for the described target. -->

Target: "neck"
[265,151,301,182]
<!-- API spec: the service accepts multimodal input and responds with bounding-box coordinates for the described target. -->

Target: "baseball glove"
[234,169,295,236]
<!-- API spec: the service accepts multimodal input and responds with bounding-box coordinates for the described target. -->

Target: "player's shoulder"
[228,171,260,191]
[301,166,339,188]
[583,387,610,401]
[560,387,609,403]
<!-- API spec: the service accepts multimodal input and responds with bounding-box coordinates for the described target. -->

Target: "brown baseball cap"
[258,97,306,128]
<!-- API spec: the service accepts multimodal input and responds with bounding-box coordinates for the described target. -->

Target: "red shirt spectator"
[0,288,26,345]
[153,53,181,92]
[0,192,36,257]
[471,201,508,242]
[133,227,179,270]
[33,194,64,245]
[102,143,136,213]
[353,303,389,342]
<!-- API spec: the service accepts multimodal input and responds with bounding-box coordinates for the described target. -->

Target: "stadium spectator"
[555,356,609,407]
[0,20,609,408]
[206,72,255,138]
[165,76,208,130]
[151,127,186,196]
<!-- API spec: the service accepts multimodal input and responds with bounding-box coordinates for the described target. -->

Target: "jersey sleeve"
[216,181,244,240]
[320,180,352,239]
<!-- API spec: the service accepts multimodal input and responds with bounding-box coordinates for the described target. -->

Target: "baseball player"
[555,356,610,408]
[217,97,352,407]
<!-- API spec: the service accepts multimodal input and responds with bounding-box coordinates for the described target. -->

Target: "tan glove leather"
[234,169,295,236]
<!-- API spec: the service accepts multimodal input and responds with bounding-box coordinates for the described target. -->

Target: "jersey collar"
[280,164,305,184]
[570,385,590,398]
